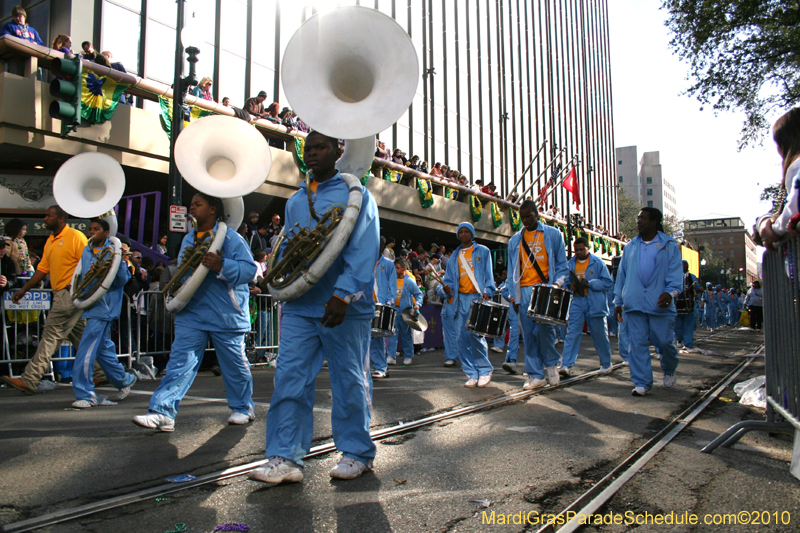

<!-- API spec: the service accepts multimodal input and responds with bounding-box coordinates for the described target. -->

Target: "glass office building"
[6,0,617,232]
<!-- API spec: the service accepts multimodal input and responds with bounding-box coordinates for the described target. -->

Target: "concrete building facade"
[684,217,759,287]
[615,146,678,219]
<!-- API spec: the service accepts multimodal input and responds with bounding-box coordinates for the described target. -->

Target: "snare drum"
[466,299,509,338]
[371,303,397,338]
[527,284,572,326]
[675,293,694,315]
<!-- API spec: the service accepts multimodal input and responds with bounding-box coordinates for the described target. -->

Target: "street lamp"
[166,2,201,257]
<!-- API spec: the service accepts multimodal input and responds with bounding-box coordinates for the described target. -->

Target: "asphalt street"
[1,326,794,533]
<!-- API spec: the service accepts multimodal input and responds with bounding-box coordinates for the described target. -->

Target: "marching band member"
[436,222,496,387]
[132,193,256,431]
[673,260,699,351]
[702,282,717,331]
[727,288,740,326]
[71,219,137,408]
[506,200,568,390]
[387,258,423,366]
[250,131,379,484]
[4,206,88,394]
[695,284,705,329]
[717,286,730,326]
[370,237,397,379]
[614,208,682,396]
[559,237,614,376]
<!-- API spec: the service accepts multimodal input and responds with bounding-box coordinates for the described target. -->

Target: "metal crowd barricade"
[1,289,133,380]
[703,235,800,478]
[250,294,280,366]
[133,290,280,367]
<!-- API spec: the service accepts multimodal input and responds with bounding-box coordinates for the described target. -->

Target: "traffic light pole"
[49,56,82,136]
[166,0,198,258]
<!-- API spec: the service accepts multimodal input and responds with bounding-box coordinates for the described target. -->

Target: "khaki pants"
[21,290,86,389]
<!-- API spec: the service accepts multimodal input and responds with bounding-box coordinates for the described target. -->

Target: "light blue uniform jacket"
[506,224,569,304]
[279,172,380,319]
[79,238,131,321]
[374,255,397,306]
[613,232,683,315]
[567,253,613,318]
[435,243,496,318]
[396,272,423,310]
[176,221,256,332]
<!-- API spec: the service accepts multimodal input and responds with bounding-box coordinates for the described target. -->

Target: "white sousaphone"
[54,152,126,309]
[165,114,272,313]
[264,6,419,302]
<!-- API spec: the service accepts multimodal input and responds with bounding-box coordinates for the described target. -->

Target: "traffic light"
[49,56,83,136]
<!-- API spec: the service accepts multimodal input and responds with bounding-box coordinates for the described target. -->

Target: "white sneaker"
[546,366,560,386]
[112,375,136,401]
[555,339,564,344]
[477,375,492,387]
[228,411,255,425]
[387,357,397,365]
[490,346,504,353]
[502,362,518,374]
[598,366,613,375]
[523,377,547,390]
[663,374,677,388]
[72,399,94,409]
[249,456,304,484]
[37,380,58,392]
[443,359,456,367]
[464,378,478,387]
[371,370,387,379]
[403,357,412,365]
[330,456,371,480]
[97,396,118,406]
[558,366,571,378]
[132,412,175,432]
[608,333,617,338]
[631,386,650,396]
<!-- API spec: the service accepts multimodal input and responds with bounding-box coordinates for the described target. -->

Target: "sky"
[607,0,781,230]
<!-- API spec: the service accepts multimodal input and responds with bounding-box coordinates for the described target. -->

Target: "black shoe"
[211,365,221,376]
[502,362,518,374]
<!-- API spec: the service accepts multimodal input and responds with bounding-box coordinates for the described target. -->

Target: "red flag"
[561,167,580,208]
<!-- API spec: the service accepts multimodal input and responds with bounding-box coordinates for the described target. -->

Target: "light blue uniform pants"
[452,292,493,379]
[674,311,696,348]
[387,309,413,360]
[623,311,679,390]
[369,337,388,373]
[561,302,612,369]
[728,304,738,325]
[441,311,458,362]
[72,318,134,403]
[618,319,629,362]
[518,285,561,379]
[706,305,717,329]
[493,304,520,363]
[149,325,254,419]
[266,314,375,467]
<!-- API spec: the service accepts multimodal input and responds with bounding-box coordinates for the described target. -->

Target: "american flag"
[539,162,562,203]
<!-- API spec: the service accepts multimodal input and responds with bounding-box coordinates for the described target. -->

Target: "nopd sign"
[3,291,52,310]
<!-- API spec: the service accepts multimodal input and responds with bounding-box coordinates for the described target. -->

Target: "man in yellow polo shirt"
[3,205,88,394]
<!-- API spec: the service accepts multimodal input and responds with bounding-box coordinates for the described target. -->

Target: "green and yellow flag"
[158,96,211,139]
[417,178,434,208]
[469,195,482,222]
[490,202,502,228]
[383,168,401,183]
[81,71,130,124]
[509,208,521,231]
[293,136,309,174]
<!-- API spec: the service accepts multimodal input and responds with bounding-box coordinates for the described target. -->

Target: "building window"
[647,201,653,207]
[711,237,715,245]
[647,189,653,196]
[618,176,623,183]
[618,160,622,164]
[730,249,735,257]
[729,236,734,244]
[646,177,652,184]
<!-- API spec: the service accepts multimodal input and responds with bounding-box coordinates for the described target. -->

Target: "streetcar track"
[533,343,765,533]
[1,328,761,533]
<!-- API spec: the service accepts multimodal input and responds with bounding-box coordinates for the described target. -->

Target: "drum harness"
[520,233,549,285]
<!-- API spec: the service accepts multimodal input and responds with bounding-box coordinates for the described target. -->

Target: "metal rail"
[535,349,762,533]
[0,363,625,533]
